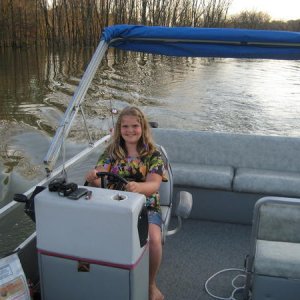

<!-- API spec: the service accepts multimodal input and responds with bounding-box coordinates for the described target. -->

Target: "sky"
[229,0,300,20]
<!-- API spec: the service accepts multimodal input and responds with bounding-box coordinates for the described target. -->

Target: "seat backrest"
[252,196,300,244]
[153,128,300,172]
[156,145,173,244]
[157,145,173,207]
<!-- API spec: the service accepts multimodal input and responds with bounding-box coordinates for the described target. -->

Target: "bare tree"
[229,10,271,29]
[202,0,232,27]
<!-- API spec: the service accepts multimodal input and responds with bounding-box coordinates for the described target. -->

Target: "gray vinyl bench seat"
[172,164,300,197]
[153,128,300,198]
[172,163,233,191]
[233,168,300,198]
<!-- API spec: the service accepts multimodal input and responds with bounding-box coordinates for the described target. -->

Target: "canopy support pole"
[43,40,108,174]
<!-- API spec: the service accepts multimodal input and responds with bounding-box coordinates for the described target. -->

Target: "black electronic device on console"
[67,188,88,200]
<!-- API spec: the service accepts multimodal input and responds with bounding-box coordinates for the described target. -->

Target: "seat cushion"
[172,163,234,191]
[233,168,300,197]
[254,240,300,279]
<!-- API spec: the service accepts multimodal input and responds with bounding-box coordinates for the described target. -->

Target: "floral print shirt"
[97,149,165,212]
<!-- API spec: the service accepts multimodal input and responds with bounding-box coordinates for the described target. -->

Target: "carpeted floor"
[158,218,252,300]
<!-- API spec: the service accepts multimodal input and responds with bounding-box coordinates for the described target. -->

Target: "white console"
[35,186,149,300]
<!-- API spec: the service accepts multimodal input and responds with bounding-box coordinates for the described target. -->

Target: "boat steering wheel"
[96,171,128,190]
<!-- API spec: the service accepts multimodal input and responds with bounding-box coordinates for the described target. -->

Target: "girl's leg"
[148,223,164,300]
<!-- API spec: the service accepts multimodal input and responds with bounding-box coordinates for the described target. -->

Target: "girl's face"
[120,115,142,146]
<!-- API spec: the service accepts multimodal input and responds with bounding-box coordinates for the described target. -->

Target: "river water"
[0,46,300,255]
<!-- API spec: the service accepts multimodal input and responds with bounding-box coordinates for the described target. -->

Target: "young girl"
[86,106,165,300]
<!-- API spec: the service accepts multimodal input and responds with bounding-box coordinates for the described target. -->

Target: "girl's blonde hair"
[107,106,156,160]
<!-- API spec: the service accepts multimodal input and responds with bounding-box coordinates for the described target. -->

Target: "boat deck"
[1,151,252,300]
[158,218,251,300]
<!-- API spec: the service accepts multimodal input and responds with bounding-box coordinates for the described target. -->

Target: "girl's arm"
[125,173,162,196]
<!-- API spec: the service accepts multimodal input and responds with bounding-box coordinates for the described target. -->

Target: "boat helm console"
[35,185,149,300]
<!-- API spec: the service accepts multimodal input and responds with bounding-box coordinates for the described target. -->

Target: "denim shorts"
[148,210,162,228]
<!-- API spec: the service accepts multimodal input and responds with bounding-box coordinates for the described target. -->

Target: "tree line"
[0,0,299,48]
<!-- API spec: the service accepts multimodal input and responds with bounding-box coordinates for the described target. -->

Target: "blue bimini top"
[101,25,300,60]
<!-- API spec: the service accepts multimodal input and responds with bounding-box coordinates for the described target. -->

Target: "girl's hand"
[125,181,141,193]
[85,169,101,187]
[125,173,162,196]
